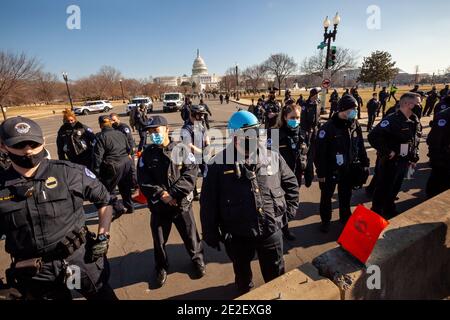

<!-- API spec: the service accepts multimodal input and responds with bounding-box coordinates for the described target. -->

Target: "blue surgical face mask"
[347,109,357,121]
[287,119,300,129]
[150,132,164,145]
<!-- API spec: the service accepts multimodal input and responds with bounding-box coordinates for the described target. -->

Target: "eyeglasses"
[10,141,42,149]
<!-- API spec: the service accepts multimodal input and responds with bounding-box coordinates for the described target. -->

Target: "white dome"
[192,49,208,76]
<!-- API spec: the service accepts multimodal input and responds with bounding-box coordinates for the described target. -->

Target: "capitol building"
[153,50,221,93]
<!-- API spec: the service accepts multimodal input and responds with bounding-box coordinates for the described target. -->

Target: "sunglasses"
[10,141,42,149]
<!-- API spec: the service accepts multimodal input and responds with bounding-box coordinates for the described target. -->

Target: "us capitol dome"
[192,49,209,76]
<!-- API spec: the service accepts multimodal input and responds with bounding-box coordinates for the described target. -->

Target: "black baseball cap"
[0,116,44,147]
[144,116,168,129]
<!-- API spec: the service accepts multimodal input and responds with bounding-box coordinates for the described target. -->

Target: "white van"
[126,97,153,114]
[163,93,184,113]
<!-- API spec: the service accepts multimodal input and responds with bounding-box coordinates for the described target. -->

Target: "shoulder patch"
[380,120,390,128]
[318,130,326,139]
[84,168,96,179]
[438,119,447,127]
[188,152,196,163]
[267,138,272,148]
[124,128,130,134]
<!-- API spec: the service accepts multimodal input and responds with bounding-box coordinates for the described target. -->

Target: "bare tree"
[300,47,358,78]
[91,66,122,99]
[220,67,237,92]
[263,53,297,95]
[34,71,59,104]
[242,64,266,93]
[0,51,41,113]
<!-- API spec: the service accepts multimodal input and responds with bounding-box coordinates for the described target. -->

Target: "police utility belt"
[9,226,91,277]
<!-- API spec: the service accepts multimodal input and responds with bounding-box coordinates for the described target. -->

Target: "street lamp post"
[235,63,240,101]
[119,79,126,103]
[62,72,74,111]
[320,12,341,115]
[343,74,347,90]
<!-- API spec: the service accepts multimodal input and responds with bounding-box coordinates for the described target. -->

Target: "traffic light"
[329,46,337,66]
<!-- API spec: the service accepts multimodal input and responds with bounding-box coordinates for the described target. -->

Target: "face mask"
[112,122,119,129]
[347,109,357,121]
[150,132,165,145]
[8,148,46,169]
[287,119,300,129]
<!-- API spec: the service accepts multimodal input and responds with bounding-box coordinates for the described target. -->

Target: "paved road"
[0,98,435,300]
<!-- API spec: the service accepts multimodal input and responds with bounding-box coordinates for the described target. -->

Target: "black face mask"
[112,122,119,129]
[8,148,46,169]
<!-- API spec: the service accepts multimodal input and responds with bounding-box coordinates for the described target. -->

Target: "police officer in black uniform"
[351,87,363,120]
[199,99,213,129]
[314,95,370,233]
[56,109,95,168]
[367,92,381,132]
[270,102,307,241]
[433,95,450,120]
[92,116,134,216]
[200,111,299,294]
[368,92,422,219]
[0,116,117,300]
[378,87,390,118]
[137,116,205,287]
[300,87,321,187]
[264,89,281,129]
[134,103,149,152]
[425,107,450,198]
[440,85,449,99]
[409,85,426,119]
[423,86,439,117]
[329,89,339,119]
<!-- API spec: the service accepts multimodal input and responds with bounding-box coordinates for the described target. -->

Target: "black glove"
[0,280,22,300]
[85,233,110,263]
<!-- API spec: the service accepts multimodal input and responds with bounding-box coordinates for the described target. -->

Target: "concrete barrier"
[236,263,340,300]
[313,190,450,300]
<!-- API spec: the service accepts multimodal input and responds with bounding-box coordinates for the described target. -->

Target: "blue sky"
[1,0,449,80]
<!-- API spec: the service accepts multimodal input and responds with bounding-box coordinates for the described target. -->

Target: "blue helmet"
[228,110,260,131]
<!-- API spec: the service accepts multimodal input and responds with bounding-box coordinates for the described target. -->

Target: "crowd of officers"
[0,83,449,299]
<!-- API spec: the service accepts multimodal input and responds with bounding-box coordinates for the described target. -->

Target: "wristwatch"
[97,233,110,242]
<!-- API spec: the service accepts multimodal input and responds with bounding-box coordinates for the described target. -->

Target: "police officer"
[423,86,439,117]
[378,86,390,118]
[296,94,304,107]
[368,92,422,219]
[367,92,381,132]
[410,84,427,119]
[329,89,340,119]
[440,85,449,99]
[264,89,281,129]
[92,116,134,216]
[270,102,307,241]
[300,87,321,187]
[314,95,370,233]
[110,113,138,194]
[181,105,210,200]
[433,95,450,120]
[200,111,299,294]
[137,116,205,287]
[56,109,95,168]
[253,98,265,124]
[134,103,149,152]
[425,107,450,198]
[0,116,117,300]
[199,99,213,129]
[351,86,363,120]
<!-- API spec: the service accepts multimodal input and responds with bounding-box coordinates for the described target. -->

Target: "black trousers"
[423,102,436,117]
[13,244,117,300]
[426,166,450,199]
[378,101,387,117]
[304,130,316,187]
[100,158,135,212]
[224,230,284,294]
[138,130,147,152]
[319,174,352,224]
[367,110,377,131]
[372,158,409,219]
[149,204,204,272]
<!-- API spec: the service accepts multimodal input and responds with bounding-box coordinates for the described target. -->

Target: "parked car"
[163,93,184,113]
[74,100,113,115]
[126,97,153,114]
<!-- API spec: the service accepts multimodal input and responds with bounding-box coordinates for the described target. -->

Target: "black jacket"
[368,110,421,163]
[56,122,95,166]
[427,108,450,169]
[113,122,136,155]
[314,114,369,179]
[200,147,299,243]
[92,127,131,176]
[137,141,198,211]
[367,98,381,113]
[0,159,110,260]
[134,109,148,131]
[379,90,389,103]
[300,99,320,132]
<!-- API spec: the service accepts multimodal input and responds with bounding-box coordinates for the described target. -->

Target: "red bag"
[132,188,147,205]
[337,205,389,264]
